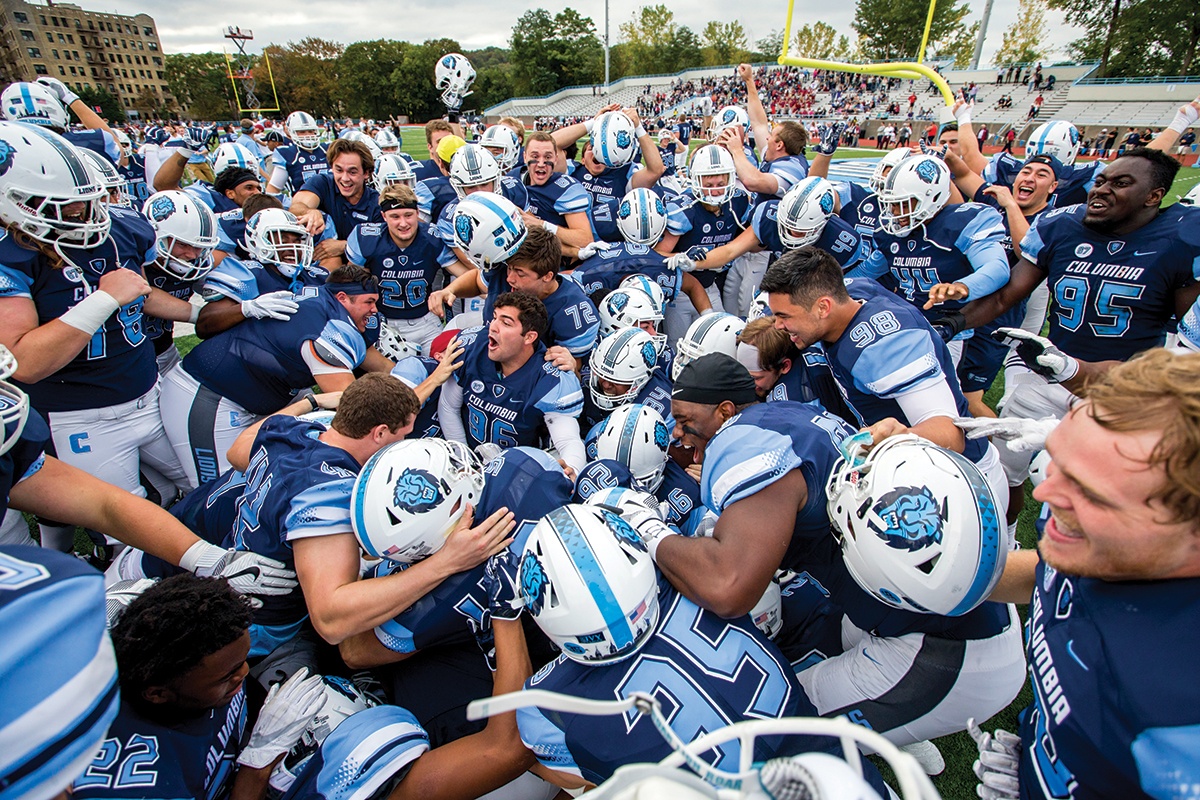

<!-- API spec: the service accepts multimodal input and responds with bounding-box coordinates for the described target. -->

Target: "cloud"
[116,0,1079,67]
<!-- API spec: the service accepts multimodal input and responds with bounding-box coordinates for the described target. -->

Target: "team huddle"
[1,52,1199,800]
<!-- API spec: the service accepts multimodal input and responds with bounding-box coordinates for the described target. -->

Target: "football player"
[2,78,125,165]
[290,138,382,269]
[519,132,597,256]
[267,111,330,198]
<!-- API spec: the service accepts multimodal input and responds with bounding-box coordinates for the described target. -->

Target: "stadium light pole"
[971,0,995,69]
[604,0,610,92]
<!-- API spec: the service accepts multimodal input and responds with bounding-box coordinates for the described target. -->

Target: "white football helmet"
[1,82,68,130]
[449,144,502,199]
[877,155,951,236]
[616,188,668,246]
[0,344,30,457]
[373,127,400,152]
[244,208,313,278]
[479,125,521,172]
[211,142,260,177]
[352,438,485,563]
[1028,449,1052,488]
[1181,183,1200,207]
[112,128,132,157]
[592,111,638,168]
[618,275,667,316]
[671,313,745,381]
[584,486,665,521]
[868,147,912,194]
[590,328,660,411]
[1027,120,1081,167]
[269,675,377,793]
[451,192,527,269]
[0,122,110,248]
[285,111,322,150]
[689,145,738,205]
[76,147,130,207]
[520,503,659,665]
[750,581,783,639]
[143,191,220,281]
[827,434,1006,617]
[599,288,666,353]
[373,153,417,192]
[591,403,671,493]
[777,177,837,248]
[375,320,421,362]
[707,105,750,141]
[339,129,383,162]
[435,53,476,110]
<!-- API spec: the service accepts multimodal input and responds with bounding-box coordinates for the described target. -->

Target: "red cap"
[429,328,462,360]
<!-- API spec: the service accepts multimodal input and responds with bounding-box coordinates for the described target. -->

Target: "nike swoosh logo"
[863,648,882,666]
[1132,251,1156,257]
[1066,639,1089,671]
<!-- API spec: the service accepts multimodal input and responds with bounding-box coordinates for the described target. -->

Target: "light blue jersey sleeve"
[415,180,436,220]
[765,156,809,196]
[374,618,417,653]
[535,370,585,418]
[0,265,34,299]
[312,319,368,370]
[553,180,593,216]
[954,206,1011,299]
[849,248,891,280]
[1179,299,1200,352]
[853,328,945,398]
[199,256,259,302]
[700,425,802,514]
[517,704,583,778]
[1131,725,1200,799]
[284,476,355,540]
[344,227,366,267]
[1019,214,1051,267]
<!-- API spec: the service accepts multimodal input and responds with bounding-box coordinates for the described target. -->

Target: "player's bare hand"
[312,238,346,263]
[520,210,547,231]
[312,391,342,410]
[717,127,742,150]
[596,103,621,117]
[863,418,910,446]
[295,209,326,236]
[923,282,969,309]
[737,63,754,84]
[544,345,577,372]
[983,184,1017,211]
[621,107,642,128]
[556,458,577,482]
[432,337,464,382]
[438,505,516,575]
[428,289,455,318]
[685,462,703,482]
[98,268,151,306]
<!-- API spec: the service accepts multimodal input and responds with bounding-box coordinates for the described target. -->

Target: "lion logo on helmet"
[653,420,670,449]
[453,213,475,247]
[392,468,442,514]
[148,194,176,221]
[607,292,629,313]
[603,511,647,553]
[519,552,549,615]
[915,159,941,185]
[0,140,15,176]
[819,191,835,215]
[615,129,632,150]
[869,485,944,551]
[640,341,657,368]
[617,200,631,220]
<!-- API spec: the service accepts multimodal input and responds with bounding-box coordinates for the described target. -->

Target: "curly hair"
[111,574,252,700]
[1084,348,1200,527]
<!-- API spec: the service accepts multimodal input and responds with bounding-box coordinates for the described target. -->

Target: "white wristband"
[584,119,596,135]
[647,528,680,562]
[58,290,120,334]
[187,304,200,324]
[1167,107,1198,134]
[63,91,81,106]
[635,125,648,138]
[956,109,972,127]
[543,221,559,237]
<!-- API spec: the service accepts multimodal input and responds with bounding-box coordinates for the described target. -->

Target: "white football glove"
[992,327,1079,383]
[968,718,1022,800]
[576,240,614,260]
[36,76,79,106]
[624,507,679,561]
[105,578,157,628]
[954,416,1058,453]
[180,540,298,598]
[241,290,300,321]
[667,253,697,272]
[238,668,328,769]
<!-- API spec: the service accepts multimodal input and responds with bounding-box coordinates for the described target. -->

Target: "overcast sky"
[96,0,1080,68]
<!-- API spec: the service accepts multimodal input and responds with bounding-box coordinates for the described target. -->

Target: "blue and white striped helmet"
[591,111,638,168]
[615,187,667,246]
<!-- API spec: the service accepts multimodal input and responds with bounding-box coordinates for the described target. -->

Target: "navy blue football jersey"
[0,208,159,412]
[454,326,584,450]
[415,175,459,225]
[198,256,327,304]
[411,158,442,183]
[667,190,753,288]
[480,273,600,357]
[523,172,596,232]
[657,144,679,178]
[856,203,1009,320]
[213,208,249,260]
[1018,561,1200,799]
[73,686,247,800]
[1019,203,1200,361]
[118,152,151,205]
[570,162,638,242]
[765,347,863,427]
[144,265,200,356]
[272,142,329,192]
[518,584,829,784]
[171,468,247,547]
[0,404,49,519]
[182,287,365,415]
[345,222,455,320]
[824,279,987,463]
[223,416,360,644]
[581,369,673,430]
[752,199,872,272]
[567,243,683,304]
[373,447,573,657]
[65,128,121,164]
[299,172,382,239]
[833,180,882,245]
[701,401,1007,639]
[183,182,240,215]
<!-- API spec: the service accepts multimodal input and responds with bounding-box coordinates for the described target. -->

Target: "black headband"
[671,353,758,406]
[380,196,419,213]
[326,276,380,296]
